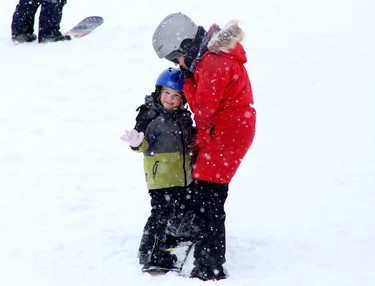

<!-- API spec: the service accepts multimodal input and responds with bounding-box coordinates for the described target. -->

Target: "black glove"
[180,66,194,79]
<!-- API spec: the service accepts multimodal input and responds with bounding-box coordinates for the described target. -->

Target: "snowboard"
[142,242,194,276]
[64,16,104,38]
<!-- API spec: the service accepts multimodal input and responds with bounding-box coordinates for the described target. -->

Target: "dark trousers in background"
[11,0,67,39]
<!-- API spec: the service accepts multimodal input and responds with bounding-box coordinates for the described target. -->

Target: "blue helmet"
[155,67,184,92]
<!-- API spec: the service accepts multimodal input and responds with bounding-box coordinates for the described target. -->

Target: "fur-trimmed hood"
[207,20,245,53]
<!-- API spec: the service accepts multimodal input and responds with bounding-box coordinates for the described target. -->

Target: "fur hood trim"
[207,20,245,53]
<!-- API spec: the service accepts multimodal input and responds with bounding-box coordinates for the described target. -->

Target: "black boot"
[190,264,226,281]
[141,247,177,270]
[39,32,71,43]
[11,33,37,43]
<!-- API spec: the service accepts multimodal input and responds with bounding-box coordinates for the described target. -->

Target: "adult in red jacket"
[153,13,256,281]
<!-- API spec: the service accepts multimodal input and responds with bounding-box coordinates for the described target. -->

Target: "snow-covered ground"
[1,0,374,285]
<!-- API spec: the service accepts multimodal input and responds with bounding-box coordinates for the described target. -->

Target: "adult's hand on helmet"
[120,129,144,148]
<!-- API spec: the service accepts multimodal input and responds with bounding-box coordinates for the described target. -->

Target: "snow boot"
[39,33,71,43]
[11,33,37,43]
[190,264,226,281]
[140,247,177,270]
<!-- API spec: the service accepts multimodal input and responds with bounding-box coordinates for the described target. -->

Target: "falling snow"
[1,0,374,285]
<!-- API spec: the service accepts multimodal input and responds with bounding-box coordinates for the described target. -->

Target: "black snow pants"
[11,0,67,39]
[138,186,193,262]
[191,180,228,276]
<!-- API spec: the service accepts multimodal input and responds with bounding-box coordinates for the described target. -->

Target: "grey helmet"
[152,13,198,59]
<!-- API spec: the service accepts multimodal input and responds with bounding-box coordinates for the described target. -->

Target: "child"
[121,67,195,270]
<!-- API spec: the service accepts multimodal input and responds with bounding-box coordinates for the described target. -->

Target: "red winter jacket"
[184,21,256,184]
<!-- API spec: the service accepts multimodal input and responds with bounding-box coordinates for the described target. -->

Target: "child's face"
[159,87,183,109]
